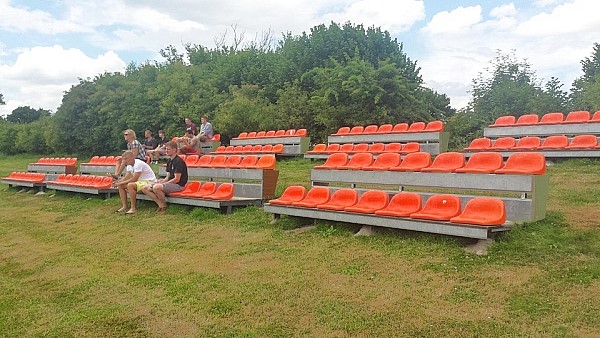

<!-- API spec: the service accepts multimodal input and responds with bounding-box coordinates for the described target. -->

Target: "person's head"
[165,141,178,156]
[185,129,194,137]
[184,117,192,125]
[144,130,152,138]
[158,130,165,137]
[200,115,208,124]
[121,150,135,165]
[123,129,136,141]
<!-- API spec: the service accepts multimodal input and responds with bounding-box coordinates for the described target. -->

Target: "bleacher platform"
[230,129,310,156]
[27,157,77,174]
[45,174,117,198]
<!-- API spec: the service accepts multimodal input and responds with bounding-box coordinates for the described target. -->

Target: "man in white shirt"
[113,150,157,214]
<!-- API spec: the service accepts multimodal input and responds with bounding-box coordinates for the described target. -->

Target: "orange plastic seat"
[316,189,358,211]
[375,192,422,217]
[464,137,491,151]
[589,111,600,123]
[489,137,516,150]
[224,145,235,152]
[344,190,389,214]
[339,143,355,153]
[188,182,217,198]
[389,152,432,172]
[376,124,393,133]
[184,154,199,166]
[337,152,373,170]
[269,186,307,205]
[335,127,350,135]
[495,152,546,175]
[261,144,274,153]
[364,153,401,170]
[392,123,409,133]
[564,110,590,124]
[96,156,107,164]
[251,145,263,152]
[383,143,402,153]
[274,130,285,137]
[256,131,266,138]
[82,175,95,186]
[424,120,444,132]
[204,183,234,200]
[237,132,248,138]
[169,181,202,196]
[89,156,100,164]
[450,197,506,226]
[95,177,113,189]
[565,134,598,149]
[90,176,103,187]
[401,142,420,153]
[324,144,341,153]
[249,155,276,169]
[513,136,541,150]
[410,194,462,221]
[247,131,257,138]
[241,145,253,152]
[539,135,568,149]
[490,115,515,127]
[455,152,504,174]
[308,144,327,154]
[421,152,466,173]
[407,122,426,132]
[233,155,259,168]
[538,112,564,124]
[368,143,385,153]
[192,155,213,167]
[210,134,221,141]
[230,145,243,153]
[222,155,242,168]
[292,186,331,208]
[313,153,349,169]
[295,129,307,136]
[351,143,369,153]
[516,114,539,125]
[363,125,378,134]
[265,130,276,137]
[66,158,77,166]
[215,146,226,153]
[207,155,227,167]
[272,144,284,153]
[349,126,364,134]
[285,129,296,136]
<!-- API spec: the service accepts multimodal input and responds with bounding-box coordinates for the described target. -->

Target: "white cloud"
[0,0,90,34]
[516,0,600,36]
[423,6,482,34]
[0,45,126,116]
[490,3,517,18]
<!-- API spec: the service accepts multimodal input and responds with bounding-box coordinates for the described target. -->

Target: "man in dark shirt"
[184,117,197,135]
[140,141,188,213]
[143,130,159,150]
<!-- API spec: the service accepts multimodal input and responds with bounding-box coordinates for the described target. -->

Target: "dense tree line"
[0,24,599,155]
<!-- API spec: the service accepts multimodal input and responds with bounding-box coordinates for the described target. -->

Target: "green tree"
[570,43,600,111]
[6,106,51,124]
[0,93,5,105]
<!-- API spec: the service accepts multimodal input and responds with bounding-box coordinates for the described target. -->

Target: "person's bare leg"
[141,185,162,208]
[126,182,138,213]
[112,158,125,178]
[153,185,168,210]
[117,185,128,212]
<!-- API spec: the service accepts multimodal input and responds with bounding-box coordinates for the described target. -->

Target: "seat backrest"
[567,134,598,148]
[496,152,546,175]
[384,143,403,153]
[92,176,103,185]
[398,152,432,170]
[349,126,364,134]
[274,130,286,137]
[392,123,409,133]
[491,115,515,127]
[539,112,564,124]
[224,155,242,167]
[225,145,235,152]
[272,185,306,204]
[179,181,202,194]
[450,197,506,226]
[384,192,422,213]
[254,155,276,169]
[310,144,327,152]
[425,152,465,172]
[352,143,369,152]
[465,137,491,150]
[196,182,217,196]
[326,188,358,206]
[261,144,274,152]
[490,137,516,149]
[272,144,284,153]
[89,156,100,163]
[265,130,276,137]
[336,127,350,135]
[256,131,266,138]
[343,152,373,167]
[325,144,340,152]
[363,125,378,133]
[210,155,227,166]
[238,155,258,167]
[211,183,234,199]
[369,152,401,168]
[251,145,263,152]
[195,155,212,166]
[211,134,221,141]
[247,131,257,138]
[185,154,199,165]
[407,122,426,132]
[215,146,226,152]
[242,145,253,152]
[368,143,385,153]
[516,114,539,125]
[412,194,461,220]
[339,143,354,152]
[424,120,444,132]
[376,124,393,133]
[540,135,568,149]
[354,190,388,209]
[462,152,504,171]
[285,129,296,136]
[238,132,248,138]
[295,129,307,136]
[564,110,590,123]
[298,186,330,204]
[514,136,541,149]
[402,142,420,153]
[321,152,348,167]
[591,111,600,122]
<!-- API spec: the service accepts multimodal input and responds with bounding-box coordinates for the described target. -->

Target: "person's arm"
[131,144,139,158]
[114,171,133,186]
[167,172,182,185]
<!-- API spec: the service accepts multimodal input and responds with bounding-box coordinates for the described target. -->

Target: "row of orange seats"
[165,181,234,200]
[308,142,420,154]
[181,154,276,170]
[270,187,506,226]
[34,157,77,166]
[84,156,122,165]
[314,151,546,175]
[3,172,46,183]
[214,144,284,154]
[235,129,307,139]
[172,134,221,142]
[50,174,114,189]
[490,111,600,127]
[333,121,444,135]
[465,135,600,151]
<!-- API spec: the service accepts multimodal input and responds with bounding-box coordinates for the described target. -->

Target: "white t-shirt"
[126,159,157,182]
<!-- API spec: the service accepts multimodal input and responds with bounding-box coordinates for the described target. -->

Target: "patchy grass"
[0,155,599,336]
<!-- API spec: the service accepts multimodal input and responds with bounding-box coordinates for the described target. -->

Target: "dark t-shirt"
[144,138,159,150]
[156,136,168,147]
[166,155,188,187]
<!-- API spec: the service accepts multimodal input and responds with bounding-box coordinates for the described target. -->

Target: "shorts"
[162,182,185,195]
[179,146,199,155]
[136,180,154,192]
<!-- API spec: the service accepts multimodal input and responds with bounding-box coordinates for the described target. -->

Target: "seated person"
[178,129,201,155]
[147,129,168,164]
[143,130,158,151]
[198,115,214,142]
[112,129,146,178]
[113,150,157,214]
[141,141,188,213]
[184,117,197,136]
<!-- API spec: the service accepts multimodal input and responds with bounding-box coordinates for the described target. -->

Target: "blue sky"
[1,0,599,116]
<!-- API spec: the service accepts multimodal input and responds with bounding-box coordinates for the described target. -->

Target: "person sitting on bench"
[113,150,156,214]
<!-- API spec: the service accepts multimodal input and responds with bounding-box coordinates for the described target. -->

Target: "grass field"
[1,155,599,337]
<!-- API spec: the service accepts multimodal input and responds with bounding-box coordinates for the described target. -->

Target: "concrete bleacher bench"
[28,157,77,175]
[145,154,279,213]
[264,151,549,239]
[230,129,310,156]
[476,111,600,159]
[1,172,49,192]
[199,134,222,154]
[44,174,117,198]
